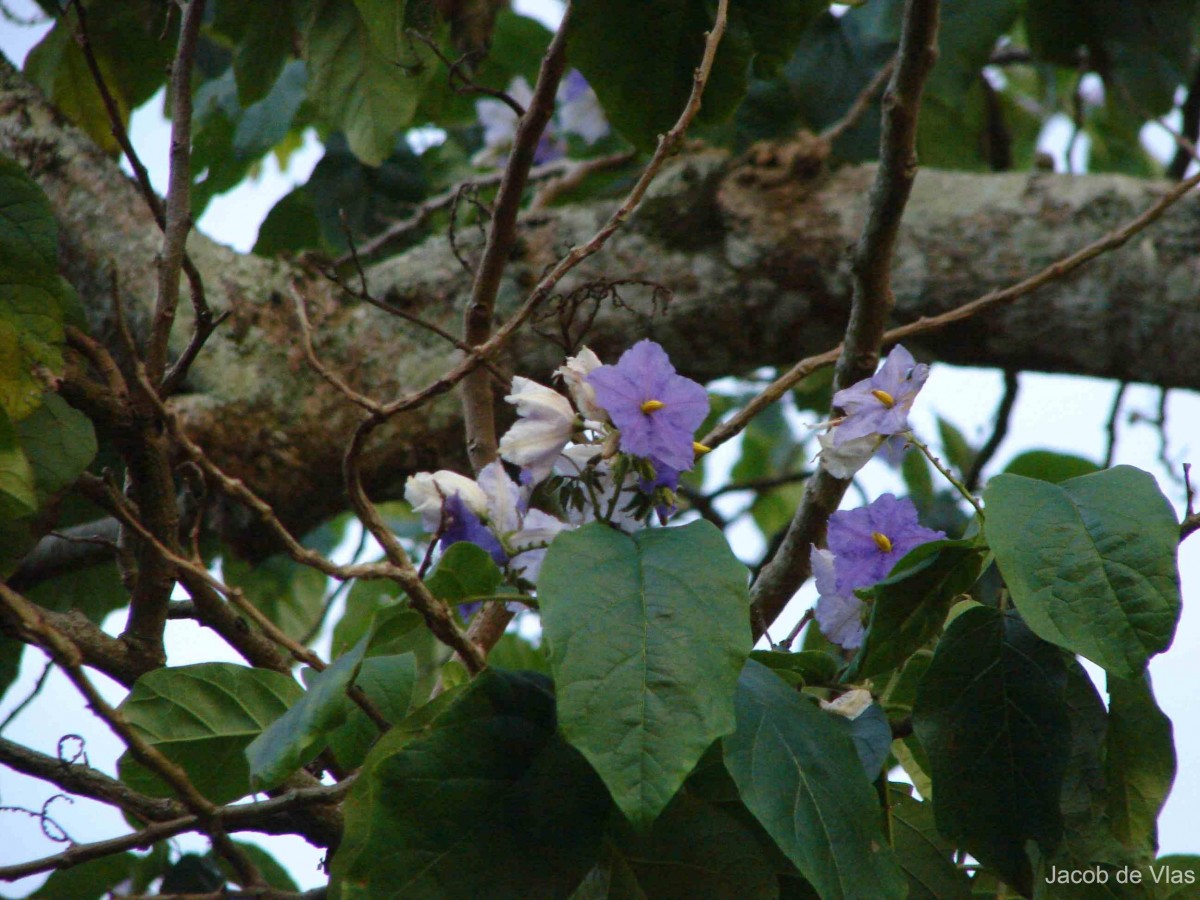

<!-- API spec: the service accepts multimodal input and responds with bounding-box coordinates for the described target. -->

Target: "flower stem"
[907,433,985,517]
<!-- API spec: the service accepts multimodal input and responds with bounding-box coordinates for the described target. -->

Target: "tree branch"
[750,0,942,635]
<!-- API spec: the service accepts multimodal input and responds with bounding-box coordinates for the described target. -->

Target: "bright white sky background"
[1,0,1198,893]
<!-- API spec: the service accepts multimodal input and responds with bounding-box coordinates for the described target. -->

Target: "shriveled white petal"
[404,470,488,532]
[556,347,608,421]
[816,429,883,479]
[820,689,874,720]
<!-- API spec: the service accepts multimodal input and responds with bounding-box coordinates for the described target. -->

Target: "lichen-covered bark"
[3,54,1198,551]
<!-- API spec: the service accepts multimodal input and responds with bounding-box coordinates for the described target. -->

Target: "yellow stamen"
[693,441,712,456]
[871,531,893,553]
[640,399,666,413]
[870,389,896,408]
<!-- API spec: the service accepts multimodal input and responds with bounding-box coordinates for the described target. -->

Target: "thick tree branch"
[3,53,1200,557]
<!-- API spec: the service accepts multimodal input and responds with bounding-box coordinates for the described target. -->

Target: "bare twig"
[407,28,526,115]
[460,5,574,473]
[0,778,351,883]
[0,656,52,734]
[965,369,1019,491]
[529,150,637,209]
[750,0,942,637]
[146,0,206,386]
[820,55,897,146]
[1104,381,1129,468]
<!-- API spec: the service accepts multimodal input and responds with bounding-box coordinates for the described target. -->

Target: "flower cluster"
[474,70,609,168]
[404,340,708,599]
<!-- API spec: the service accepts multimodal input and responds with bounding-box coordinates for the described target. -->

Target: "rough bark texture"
[3,55,1198,553]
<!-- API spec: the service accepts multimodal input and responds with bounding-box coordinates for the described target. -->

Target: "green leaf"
[327,652,417,770]
[936,417,975,479]
[902,445,935,506]
[0,157,70,421]
[223,550,329,642]
[722,661,907,899]
[1003,450,1101,484]
[211,0,296,105]
[31,852,142,899]
[24,2,175,155]
[829,701,892,781]
[426,540,505,604]
[0,407,36,518]
[603,792,781,899]
[1105,672,1175,856]
[984,467,1182,678]
[846,538,987,680]
[913,606,1069,894]
[749,649,840,687]
[1025,0,1200,113]
[161,853,225,893]
[253,186,325,256]
[1152,856,1200,897]
[209,840,300,891]
[331,669,611,898]
[246,635,370,791]
[539,520,752,826]
[16,392,97,502]
[304,0,437,165]
[571,0,824,151]
[118,663,303,805]
[486,632,550,675]
[889,785,972,900]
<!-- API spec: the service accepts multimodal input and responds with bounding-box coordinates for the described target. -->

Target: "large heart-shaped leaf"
[538,520,752,826]
[913,606,1069,894]
[984,466,1181,678]
[1105,672,1176,855]
[331,670,610,898]
[118,664,302,805]
[722,661,906,899]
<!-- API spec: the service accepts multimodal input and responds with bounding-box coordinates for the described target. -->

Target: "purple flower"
[831,345,929,447]
[827,493,944,594]
[440,493,507,566]
[812,547,865,649]
[588,340,708,472]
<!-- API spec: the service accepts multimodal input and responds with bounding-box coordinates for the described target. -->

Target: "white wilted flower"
[557,70,608,145]
[555,346,608,422]
[404,470,488,532]
[815,429,884,479]
[820,689,874,720]
[498,377,578,483]
[476,461,571,583]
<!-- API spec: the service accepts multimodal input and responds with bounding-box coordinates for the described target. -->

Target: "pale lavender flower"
[557,70,608,145]
[474,77,564,167]
[498,377,577,483]
[477,461,571,583]
[812,547,865,649]
[831,345,929,446]
[587,340,708,472]
[827,493,944,594]
[816,430,882,479]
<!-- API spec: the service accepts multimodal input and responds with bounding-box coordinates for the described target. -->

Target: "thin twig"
[780,608,815,651]
[820,55,897,146]
[407,28,526,115]
[530,150,637,209]
[460,4,574,473]
[0,656,53,733]
[965,369,1019,491]
[146,0,206,386]
[1104,381,1128,468]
